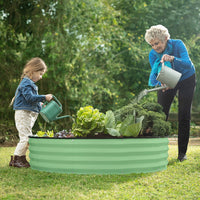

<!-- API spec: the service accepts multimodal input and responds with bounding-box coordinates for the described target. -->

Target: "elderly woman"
[145,25,196,162]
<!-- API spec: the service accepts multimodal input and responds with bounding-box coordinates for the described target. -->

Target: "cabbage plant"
[105,110,144,137]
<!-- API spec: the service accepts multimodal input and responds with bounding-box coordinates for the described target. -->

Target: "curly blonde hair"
[145,25,170,44]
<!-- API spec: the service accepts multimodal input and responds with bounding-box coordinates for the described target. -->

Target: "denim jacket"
[13,77,46,113]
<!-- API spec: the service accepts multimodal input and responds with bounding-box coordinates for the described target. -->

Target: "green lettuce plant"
[72,106,105,137]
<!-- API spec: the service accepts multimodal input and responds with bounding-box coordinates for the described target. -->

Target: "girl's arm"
[21,85,46,103]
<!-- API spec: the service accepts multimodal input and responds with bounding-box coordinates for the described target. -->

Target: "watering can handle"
[161,63,165,73]
[52,95,62,108]
[162,63,167,72]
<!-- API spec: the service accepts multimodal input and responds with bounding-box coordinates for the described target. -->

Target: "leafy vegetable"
[72,106,105,137]
[36,131,46,137]
[104,110,143,137]
[120,114,144,137]
[142,102,163,113]
[151,120,171,136]
[105,110,115,129]
[106,128,121,137]
[114,101,171,137]
[104,110,121,137]
[46,130,54,137]
[36,130,54,137]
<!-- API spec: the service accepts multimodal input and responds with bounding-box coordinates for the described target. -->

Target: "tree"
[109,0,200,111]
[1,0,200,126]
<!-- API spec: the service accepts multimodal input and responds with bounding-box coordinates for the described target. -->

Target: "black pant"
[157,74,196,155]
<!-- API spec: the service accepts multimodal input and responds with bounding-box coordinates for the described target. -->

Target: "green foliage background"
[0,0,200,131]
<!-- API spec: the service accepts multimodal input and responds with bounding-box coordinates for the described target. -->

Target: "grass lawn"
[0,145,200,200]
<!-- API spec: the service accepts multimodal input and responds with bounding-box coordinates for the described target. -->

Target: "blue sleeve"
[148,50,162,86]
[149,50,157,68]
[21,85,46,103]
[173,40,193,70]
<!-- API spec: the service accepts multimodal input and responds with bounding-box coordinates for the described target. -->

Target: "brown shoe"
[20,155,30,168]
[13,155,28,168]
[9,155,14,167]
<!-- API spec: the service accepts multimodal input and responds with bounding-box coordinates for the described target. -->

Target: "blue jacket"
[13,77,46,113]
[149,39,195,82]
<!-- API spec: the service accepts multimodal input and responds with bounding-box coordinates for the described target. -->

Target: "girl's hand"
[161,54,174,63]
[41,102,46,108]
[45,94,53,101]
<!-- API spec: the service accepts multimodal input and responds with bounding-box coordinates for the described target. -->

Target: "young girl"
[9,57,53,168]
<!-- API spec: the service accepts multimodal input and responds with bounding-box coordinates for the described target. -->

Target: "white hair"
[145,25,170,44]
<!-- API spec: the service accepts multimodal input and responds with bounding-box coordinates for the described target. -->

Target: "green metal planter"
[28,137,169,174]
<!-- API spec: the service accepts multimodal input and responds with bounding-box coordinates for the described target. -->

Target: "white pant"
[14,110,38,156]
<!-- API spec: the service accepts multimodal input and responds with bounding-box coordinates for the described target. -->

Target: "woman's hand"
[161,83,170,92]
[161,54,174,63]
[45,94,53,101]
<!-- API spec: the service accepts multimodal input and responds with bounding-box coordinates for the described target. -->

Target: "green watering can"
[40,95,72,123]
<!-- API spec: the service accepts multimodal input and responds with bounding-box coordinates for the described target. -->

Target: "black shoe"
[178,154,187,162]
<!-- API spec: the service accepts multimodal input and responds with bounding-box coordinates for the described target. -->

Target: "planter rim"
[29,136,168,140]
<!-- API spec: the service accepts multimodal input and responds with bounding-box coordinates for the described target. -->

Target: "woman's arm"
[173,40,193,70]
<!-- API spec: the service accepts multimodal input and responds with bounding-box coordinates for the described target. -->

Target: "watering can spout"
[136,85,168,102]
[55,115,74,122]
[145,85,168,93]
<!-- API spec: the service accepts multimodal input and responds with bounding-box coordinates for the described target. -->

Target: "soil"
[1,134,200,147]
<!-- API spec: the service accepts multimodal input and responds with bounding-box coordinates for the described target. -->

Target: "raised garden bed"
[28,136,169,174]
